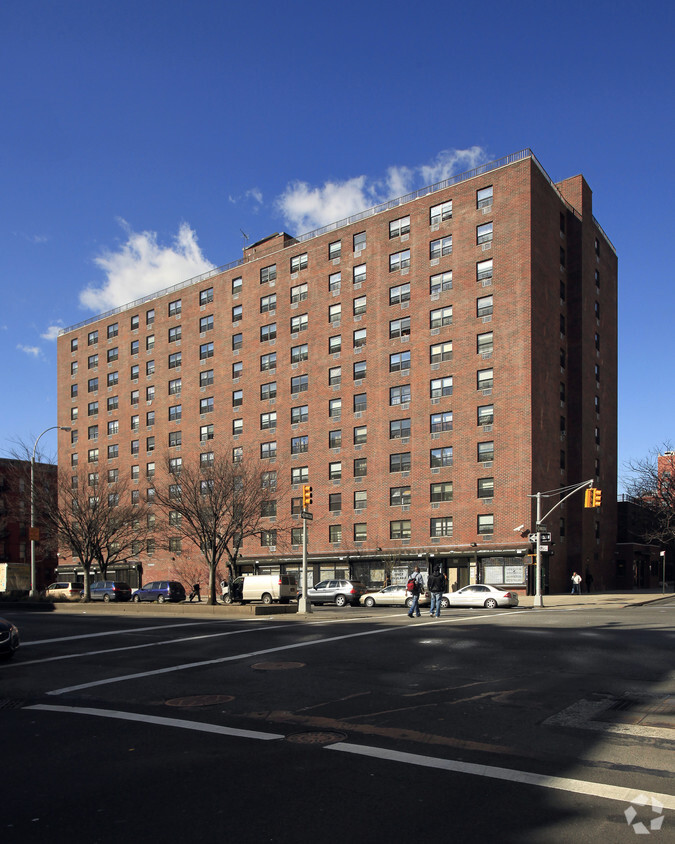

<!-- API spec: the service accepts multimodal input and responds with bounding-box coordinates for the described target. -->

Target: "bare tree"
[624,445,675,547]
[153,454,289,606]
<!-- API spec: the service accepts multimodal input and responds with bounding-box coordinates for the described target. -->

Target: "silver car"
[307,579,366,607]
[360,585,430,609]
[442,584,519,609]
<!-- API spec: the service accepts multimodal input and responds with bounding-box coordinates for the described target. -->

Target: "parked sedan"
[360,585,430,609]
[442,584,519,609]
[132,581,186,603]
[0,617,20,659]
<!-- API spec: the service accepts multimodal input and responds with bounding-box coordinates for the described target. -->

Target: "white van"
[223,574,297,605]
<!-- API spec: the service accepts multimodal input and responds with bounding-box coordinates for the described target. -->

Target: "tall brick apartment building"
[56,150,617,594]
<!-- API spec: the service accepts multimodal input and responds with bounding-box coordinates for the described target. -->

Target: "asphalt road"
[1,601,673,843]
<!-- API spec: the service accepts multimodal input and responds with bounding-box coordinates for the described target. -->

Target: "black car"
[0,617,20,659]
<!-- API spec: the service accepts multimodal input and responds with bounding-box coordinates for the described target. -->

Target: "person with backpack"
[407,566,424,618]
[427,565,446,618]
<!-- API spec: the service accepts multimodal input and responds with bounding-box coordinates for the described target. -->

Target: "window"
[233,418,243,435]
[260,264,276,284]
[130,390,139,406]
[430,236,452,259]
[146,359,155,376]
[329,398,342,418]
[477,186,493,208]
[232,305,242,323]
[146,436,155,452]
[200,370,214,388]
[71,384,78,398]
[232,276,243,295]
[430,377,453,398]
[329,461,342,480]
[261,441,277,460]
[146,385,155,401]
[290,283,307,303]
[328,272,341,292]
[107,396,118,411]
[88,424,98,440]
[389,282,410,304]
[477,258,493,282]
[71,407,79,421]
[477,405,494,426]
[478,514,494,535]
[291,466,309,485]
[131,439,140,455]
[353,328,367,348]
[329,429,342,448]
[290,253,308,273]
[329,335,341,354]
[329,240,341,260]
[390,452,411,473]
[390,418,411,439]
[430,271,453,295]
[106,322,118,340]
[353,231,366,251]
[71,361,78,375]
[200,287,214,306]
[168,352,182,369]
[261,500,276,517]
[328,493,341,512]
[232,447,243,464]
[130,340,139,355]
[260,293,276,313]
[329,303,342,323]
[390,520,411,540]
[354,490,367,510]
[107,372,118,388]
[200,424,214,442]
[291,374,308,394]
[353,393,367,413]
[430,341,452,363]
[107,420,119,436]
[168,299,182,318]
[478,477,494,499]
[389,250,410,272]
[129,314,139,331]
[353,264,366,284]
[71,337,79,352]
[353,295,367,316]
[477,368,493,390]
[260,352,276,372]
[353,360,367,380]
[430,307,452,328]
[431,482,453,502]
[354,457,367,477]
[88,355,98,370]
[329,366,341,387]
[291,527,303,545]
[430,200,452,225]
[431,517,453,537]
[390,384,411,405]
[353,425,367,444]
[260,323,276,342]
[88,448,99,463]
[291,313,308,333]
[169,404,182,422]
[200,342,214,360]
[232,333,243,350]
[390,486,411,506]
[390,317,410,339]
[291,435,308,454]
[88,330,98,346]
[389,215,410,238]
[88,401,98,416]
[233,388,244,406]
[146,309,155,326]
[146,335,155,351]
[291,405,308,424]
[260,382,276,400]
[477,332,493,355]
[478,441,494,462]
[169,431,182,447]
[329,525,342,543]
[477,295,493,317]
[430,447,453,467]
[477,222,493,245]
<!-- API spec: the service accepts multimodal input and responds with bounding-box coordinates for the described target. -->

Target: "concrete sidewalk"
[516,589,674,609]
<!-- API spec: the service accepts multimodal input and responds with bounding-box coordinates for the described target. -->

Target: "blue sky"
[1,0,672,487]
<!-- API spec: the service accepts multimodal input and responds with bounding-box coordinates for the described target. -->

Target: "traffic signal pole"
[298,485,313,614]
[530,479,595,608]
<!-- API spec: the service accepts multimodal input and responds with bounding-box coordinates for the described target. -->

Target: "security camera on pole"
[298,484,313,613]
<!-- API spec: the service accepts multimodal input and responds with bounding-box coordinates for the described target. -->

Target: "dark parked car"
[132,581,186,603]
[307,579,366,607]
[0,617,20,659]
[88,581,132,602]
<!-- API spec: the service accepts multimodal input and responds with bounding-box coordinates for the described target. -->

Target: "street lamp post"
[30,425,70,598]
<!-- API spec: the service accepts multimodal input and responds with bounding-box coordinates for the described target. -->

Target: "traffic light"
[592,489,602,507]
[302,484,313,509]
[584,488,602,507]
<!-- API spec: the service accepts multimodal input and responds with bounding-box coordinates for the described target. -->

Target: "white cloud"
[79,221,215,313]
[18,344,41,358]
[277,146,489,233]
[41,324,62,341]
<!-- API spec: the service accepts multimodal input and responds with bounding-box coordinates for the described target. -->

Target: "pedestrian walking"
[189,582,201,602]
[427,566,445,617]
[407,566,424,618]
[570,572,582,595]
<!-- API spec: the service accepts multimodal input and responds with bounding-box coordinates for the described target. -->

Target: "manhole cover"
[286,731,347,745]
[251,661,305,671]
[165,695,234,707]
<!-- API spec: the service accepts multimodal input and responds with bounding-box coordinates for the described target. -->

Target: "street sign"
[528,532,551,543]
[300,510,313,520]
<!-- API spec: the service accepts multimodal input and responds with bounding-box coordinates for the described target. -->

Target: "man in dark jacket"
[427,566,446,618]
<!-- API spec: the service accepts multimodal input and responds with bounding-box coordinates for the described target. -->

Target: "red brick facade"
[56,150,617,594]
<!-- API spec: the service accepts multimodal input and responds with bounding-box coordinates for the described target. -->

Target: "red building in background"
[56,149,618,594]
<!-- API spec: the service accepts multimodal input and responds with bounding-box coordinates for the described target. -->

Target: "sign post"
[298,486,313,614]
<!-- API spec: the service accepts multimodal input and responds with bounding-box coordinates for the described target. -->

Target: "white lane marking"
[2,625,287,669]
[25,621,213,646]
[46,612,504,696]
[327,743,675,810]
[25,704,284,741]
